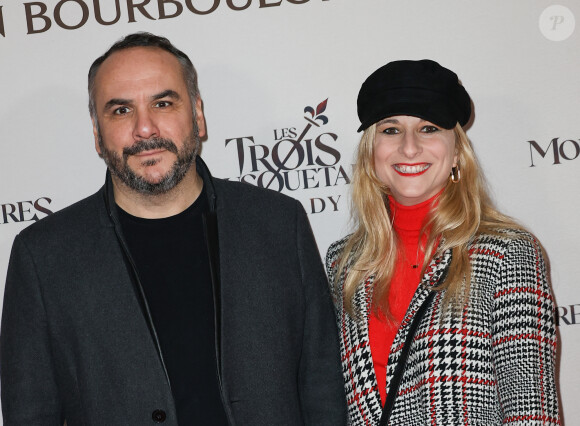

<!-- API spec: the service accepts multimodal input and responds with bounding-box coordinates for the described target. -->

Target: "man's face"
[91,46,205,195]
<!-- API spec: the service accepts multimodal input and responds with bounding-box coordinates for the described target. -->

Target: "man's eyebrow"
[102,90,181,112]
[151,89,180,101]
[103,98,131,111]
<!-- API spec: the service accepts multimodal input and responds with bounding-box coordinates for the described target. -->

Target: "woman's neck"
[388,193,438,234]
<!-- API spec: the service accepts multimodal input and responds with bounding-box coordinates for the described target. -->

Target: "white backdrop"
[1,0,579,424]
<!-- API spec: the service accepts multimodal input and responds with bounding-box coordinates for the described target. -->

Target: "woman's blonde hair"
[336,123,523,316]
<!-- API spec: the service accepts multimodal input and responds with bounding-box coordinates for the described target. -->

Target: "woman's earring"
[451,165,461,183]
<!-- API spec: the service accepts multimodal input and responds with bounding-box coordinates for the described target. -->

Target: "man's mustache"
[123,138,178,158]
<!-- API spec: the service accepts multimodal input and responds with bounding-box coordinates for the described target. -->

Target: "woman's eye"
[421,125,439,133]
[382,127,400,135]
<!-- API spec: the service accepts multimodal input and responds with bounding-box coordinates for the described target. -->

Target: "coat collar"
[349,246,451,326]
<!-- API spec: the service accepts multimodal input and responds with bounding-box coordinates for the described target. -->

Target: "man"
[0,32,346,426]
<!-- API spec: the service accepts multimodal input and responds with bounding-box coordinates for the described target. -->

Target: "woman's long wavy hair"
[336,123,523,317]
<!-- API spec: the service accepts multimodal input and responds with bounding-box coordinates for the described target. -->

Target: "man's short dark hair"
[88,32,199,119]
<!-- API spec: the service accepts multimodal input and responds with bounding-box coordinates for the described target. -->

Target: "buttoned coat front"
[326,231,559,425]
[1,157,347,426]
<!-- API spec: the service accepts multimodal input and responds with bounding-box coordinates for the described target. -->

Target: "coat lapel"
[385,248,452,397]
[339,271,384,423]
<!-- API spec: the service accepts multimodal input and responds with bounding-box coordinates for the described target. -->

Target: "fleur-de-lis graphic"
[262,99,330,190]
[304,99,329,126]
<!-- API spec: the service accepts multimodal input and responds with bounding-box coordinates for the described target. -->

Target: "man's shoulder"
[213,178,300,210]
[18,187,105,244]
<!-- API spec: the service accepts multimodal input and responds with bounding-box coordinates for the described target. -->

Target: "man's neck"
[112,166,203,219]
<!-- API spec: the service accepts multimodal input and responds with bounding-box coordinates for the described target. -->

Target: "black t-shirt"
[118,187,229,425]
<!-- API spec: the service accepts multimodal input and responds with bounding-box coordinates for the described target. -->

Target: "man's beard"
[98,125,200,196]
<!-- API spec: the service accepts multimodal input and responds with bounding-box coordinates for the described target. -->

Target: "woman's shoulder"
[472,227,544,263]
[476,227,539,245]
[328,234,352,252]
[324,234,354,275]
[326,234,351,261]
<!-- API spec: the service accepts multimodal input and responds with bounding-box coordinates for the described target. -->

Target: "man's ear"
[92,117,102,157]
[195,97,206,138]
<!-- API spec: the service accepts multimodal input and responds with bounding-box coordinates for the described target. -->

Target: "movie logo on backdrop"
[1,197,53,225]
[556,304,580,326]
[526,137,580,167]
[225,99,350,215]
[0,0,329,37]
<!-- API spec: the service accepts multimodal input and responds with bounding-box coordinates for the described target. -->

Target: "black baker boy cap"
[357,59,472,132]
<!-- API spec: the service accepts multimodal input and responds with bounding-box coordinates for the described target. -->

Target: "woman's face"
[373,115,457,206]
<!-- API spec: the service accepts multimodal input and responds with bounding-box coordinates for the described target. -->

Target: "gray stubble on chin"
[98,129,199,196]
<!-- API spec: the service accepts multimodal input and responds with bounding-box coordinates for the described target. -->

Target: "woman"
[326,60,559,425]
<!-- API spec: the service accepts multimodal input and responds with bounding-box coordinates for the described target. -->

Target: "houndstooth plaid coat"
[326,230,560,426]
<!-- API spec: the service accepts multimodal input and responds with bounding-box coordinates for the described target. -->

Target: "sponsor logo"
[225,99,350,214]
[556,304,580,326]
[1,0,329,37]
[0,197,53,225]
[526,137,580,166]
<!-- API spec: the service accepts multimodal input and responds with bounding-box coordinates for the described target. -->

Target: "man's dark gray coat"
[0,157,347,425]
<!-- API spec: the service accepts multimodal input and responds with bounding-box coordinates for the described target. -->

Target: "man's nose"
[133,109,159,140]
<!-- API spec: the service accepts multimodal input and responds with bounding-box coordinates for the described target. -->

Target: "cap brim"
[357,99,457,132]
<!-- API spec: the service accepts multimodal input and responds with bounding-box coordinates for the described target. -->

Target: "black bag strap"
[378,291,435,426]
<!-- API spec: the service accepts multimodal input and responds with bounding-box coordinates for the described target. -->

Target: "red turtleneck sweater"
[369,194,436,405]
